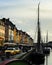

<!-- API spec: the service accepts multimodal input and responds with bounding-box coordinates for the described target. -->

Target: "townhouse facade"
[0,19,5,46]
[0,18,34,46]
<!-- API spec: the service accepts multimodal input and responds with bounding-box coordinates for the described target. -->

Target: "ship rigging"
[32,3,45,64]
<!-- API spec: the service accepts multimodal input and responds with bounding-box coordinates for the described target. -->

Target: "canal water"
[36,49,52,65]
[44,49,52,65]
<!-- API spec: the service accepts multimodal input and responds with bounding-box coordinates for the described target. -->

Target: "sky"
[0,0,52,42]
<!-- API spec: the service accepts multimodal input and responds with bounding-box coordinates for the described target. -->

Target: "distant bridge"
[33,42,52,49]
[43,42,52,48]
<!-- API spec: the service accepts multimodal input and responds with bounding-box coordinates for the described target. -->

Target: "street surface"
[0,52,26,63]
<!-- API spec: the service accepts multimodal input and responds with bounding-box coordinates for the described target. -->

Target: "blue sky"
[0,0,52,42]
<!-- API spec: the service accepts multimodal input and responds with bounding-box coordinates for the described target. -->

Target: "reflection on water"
[48,49,52,65]
[38,49,52,65]
[45,49,52,65]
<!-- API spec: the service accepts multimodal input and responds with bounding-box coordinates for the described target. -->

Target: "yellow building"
[17,30,23,44]
[8,28,14,42]
[0,20,5,46]
[23,33,28,44]
[22,32,28,44]
[0,18,34,46]
[13,27,18,43]
[22,32,33,45]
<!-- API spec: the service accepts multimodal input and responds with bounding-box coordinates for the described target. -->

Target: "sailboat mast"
[37,3,41,43]
[46,31,48,43]
[37,3,41,51]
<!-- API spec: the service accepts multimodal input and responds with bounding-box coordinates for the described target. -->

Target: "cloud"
[0,0,52,41]
[1,0,52,20]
